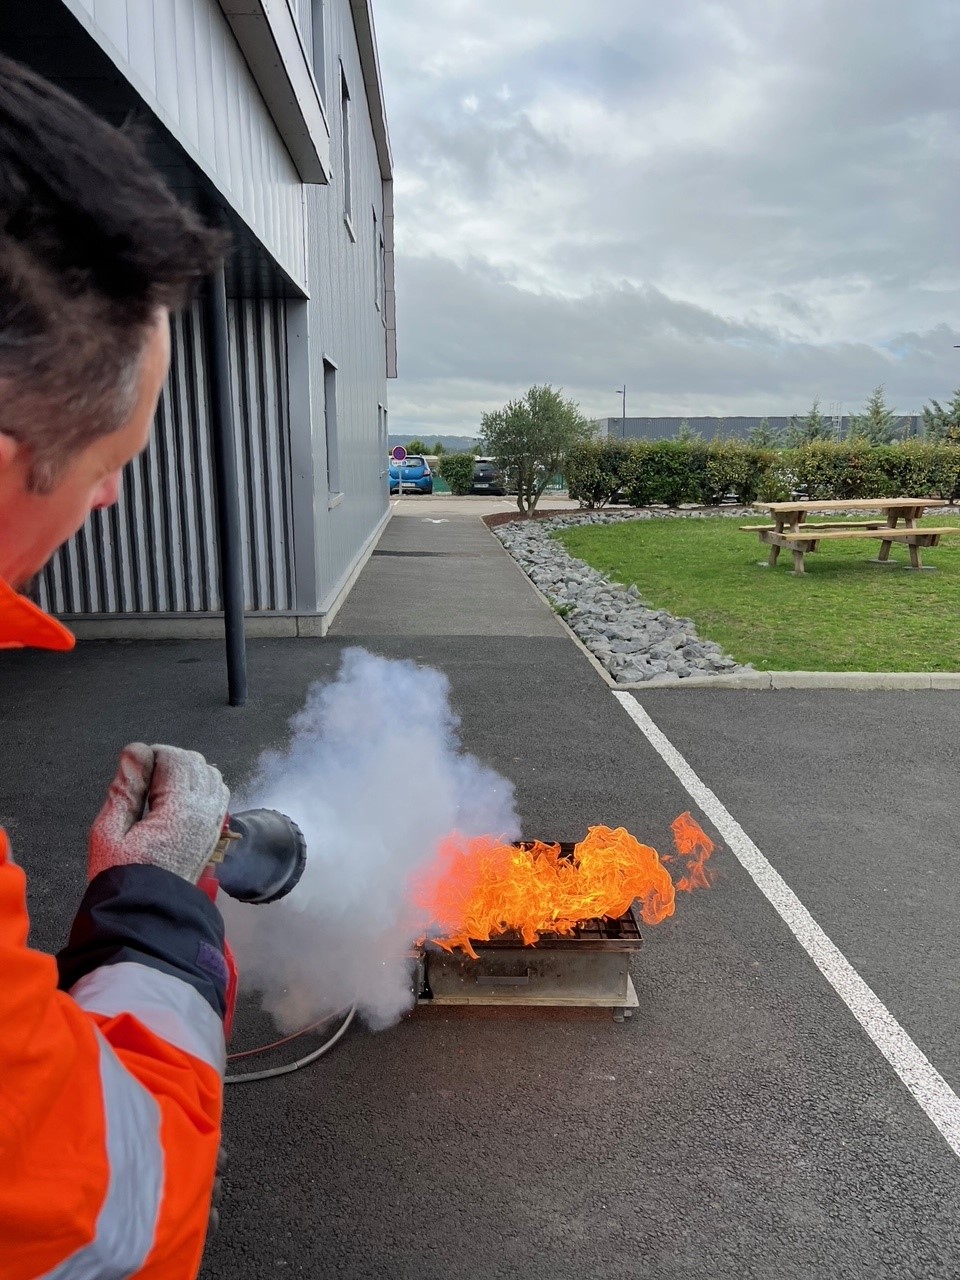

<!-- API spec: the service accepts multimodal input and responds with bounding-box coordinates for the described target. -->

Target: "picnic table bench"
[742,499,959,574]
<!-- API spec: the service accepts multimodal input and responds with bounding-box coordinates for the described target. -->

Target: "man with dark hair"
[0,54,236,1277]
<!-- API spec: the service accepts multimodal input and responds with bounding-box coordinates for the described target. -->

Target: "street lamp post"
[614,385,626,438]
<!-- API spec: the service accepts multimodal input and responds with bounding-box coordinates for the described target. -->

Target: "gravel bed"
[492,508,756,684]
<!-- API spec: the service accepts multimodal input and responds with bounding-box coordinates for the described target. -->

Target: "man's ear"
[0,431,21,476]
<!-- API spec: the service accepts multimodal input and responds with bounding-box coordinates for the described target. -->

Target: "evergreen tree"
[677,419,702,442]
[748,417,781,447]
[848,385,902,444]
[921,390,960,443]
[788,398,833,445]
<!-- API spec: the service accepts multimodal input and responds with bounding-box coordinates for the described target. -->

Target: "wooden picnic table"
[743,498,956,573]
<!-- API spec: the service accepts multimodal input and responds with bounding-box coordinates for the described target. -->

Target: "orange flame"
[670,811,716,892]
[414,823,711,960]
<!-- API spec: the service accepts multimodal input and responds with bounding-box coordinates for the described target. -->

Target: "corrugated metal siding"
[60,0,308,290]
[293,0,313,48]
[303,0,390,613]
[230,297,296,611]
[38,297,294,616]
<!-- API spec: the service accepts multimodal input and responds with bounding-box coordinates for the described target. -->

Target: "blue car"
[388,454,433,495]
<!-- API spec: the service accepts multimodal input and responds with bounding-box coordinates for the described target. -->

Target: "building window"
[311,0,326,105]
[373,208,381,310]
[323,359,340,496]
[379,233,386,314]
[340,68,352,230]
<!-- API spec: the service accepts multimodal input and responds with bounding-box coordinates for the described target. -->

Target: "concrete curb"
[617,671,960,690]
[482,521,960,693]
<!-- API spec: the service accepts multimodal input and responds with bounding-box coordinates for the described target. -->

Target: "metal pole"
[204,263,248,707]
[622,385,627,439]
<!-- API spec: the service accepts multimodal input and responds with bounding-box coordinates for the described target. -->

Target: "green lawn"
[555,516,960,672]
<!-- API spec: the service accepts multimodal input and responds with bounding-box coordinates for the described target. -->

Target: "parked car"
[389,454,433,495]
[471,456,505,495]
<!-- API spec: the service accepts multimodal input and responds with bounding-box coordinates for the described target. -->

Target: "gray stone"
[495,510,751,683]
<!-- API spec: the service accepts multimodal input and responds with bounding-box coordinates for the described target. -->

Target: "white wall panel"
[175,0,201,151]
[61,0,308,290]
[125,5,157,96]
[298,0,390,613]
[93,0,127,52]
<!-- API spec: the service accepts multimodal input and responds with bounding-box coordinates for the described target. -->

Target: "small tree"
[405,438,428,454]
[431,441,447,455]
[677,419,702,442]
[848,386,902,444]
[480,384,594,515]
[438,452,475,495]
[787,398,833,445]
[749,416,781,447]
[921,391,960,444]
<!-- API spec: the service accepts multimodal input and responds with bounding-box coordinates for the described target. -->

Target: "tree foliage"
[438,452,475,495]
[566,438,960,508]
[676,418,702,442]
[480,384,594,514]
[748,416,781,447]
[922,390,960,444]
[848,385,903,445]
[788,399,834,445]
[405,438,428,455]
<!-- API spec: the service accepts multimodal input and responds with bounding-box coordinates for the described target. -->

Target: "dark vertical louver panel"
[37,296,294,616]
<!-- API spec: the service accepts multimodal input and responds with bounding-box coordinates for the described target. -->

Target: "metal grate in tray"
[470,901,643,951]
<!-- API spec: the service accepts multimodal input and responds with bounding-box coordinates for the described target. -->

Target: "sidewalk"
[331,507,564,637]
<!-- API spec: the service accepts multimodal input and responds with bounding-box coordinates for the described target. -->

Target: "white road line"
[613,690,960,1162]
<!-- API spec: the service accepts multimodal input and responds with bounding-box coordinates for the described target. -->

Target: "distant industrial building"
[603,416,922,441]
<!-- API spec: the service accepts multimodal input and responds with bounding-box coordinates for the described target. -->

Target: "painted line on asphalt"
[613,689,960,1163]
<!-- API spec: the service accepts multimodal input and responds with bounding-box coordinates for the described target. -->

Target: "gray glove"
[89,743,230,884]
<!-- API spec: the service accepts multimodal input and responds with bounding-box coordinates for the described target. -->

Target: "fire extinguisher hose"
[224,1003,357,1084]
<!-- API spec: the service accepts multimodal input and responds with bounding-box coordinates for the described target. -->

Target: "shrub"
[704,440,778,506]
[625,441,706,507]
[783,442,960,502]
[564,438,960,508]
[566,439,635,507]
[438,452,475,495]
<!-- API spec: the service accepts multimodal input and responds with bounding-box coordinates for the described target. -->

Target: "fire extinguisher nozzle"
[212,809,306,904]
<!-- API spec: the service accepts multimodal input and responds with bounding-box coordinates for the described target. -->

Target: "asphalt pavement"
[2,506,959,1278]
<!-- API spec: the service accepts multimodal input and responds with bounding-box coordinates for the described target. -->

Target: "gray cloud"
[376,0,960,436]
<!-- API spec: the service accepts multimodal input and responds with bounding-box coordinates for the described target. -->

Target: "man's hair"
[0,55,226,490]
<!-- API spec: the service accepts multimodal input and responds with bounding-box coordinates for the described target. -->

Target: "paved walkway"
[331,508,563,637]
[1,505,959,1279]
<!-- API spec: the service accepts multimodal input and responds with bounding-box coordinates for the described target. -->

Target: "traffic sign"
[391,445,407,463]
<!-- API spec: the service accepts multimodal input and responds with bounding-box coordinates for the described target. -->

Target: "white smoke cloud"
[219,648,520,1031]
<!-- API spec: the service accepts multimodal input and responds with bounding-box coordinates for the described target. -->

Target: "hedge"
[438,452,475,495]
[565,440,960,508]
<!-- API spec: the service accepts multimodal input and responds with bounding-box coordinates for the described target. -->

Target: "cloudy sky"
[374,0,960,438]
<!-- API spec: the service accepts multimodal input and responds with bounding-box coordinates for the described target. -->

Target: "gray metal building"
[0,0,396,637]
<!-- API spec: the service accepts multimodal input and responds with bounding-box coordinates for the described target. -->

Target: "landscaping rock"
[494,510,752,683]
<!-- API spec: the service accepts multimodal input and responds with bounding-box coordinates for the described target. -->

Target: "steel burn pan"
[416,842,642,1021]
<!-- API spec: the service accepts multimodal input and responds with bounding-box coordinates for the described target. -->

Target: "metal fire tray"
[417,895,642,1022]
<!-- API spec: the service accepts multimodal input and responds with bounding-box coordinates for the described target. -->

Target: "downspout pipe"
[204,263,248,707]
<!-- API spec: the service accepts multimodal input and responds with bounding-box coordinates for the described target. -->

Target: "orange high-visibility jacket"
[0,579,228,1278]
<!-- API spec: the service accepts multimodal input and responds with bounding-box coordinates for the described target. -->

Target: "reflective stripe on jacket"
[0,579,227,1278]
